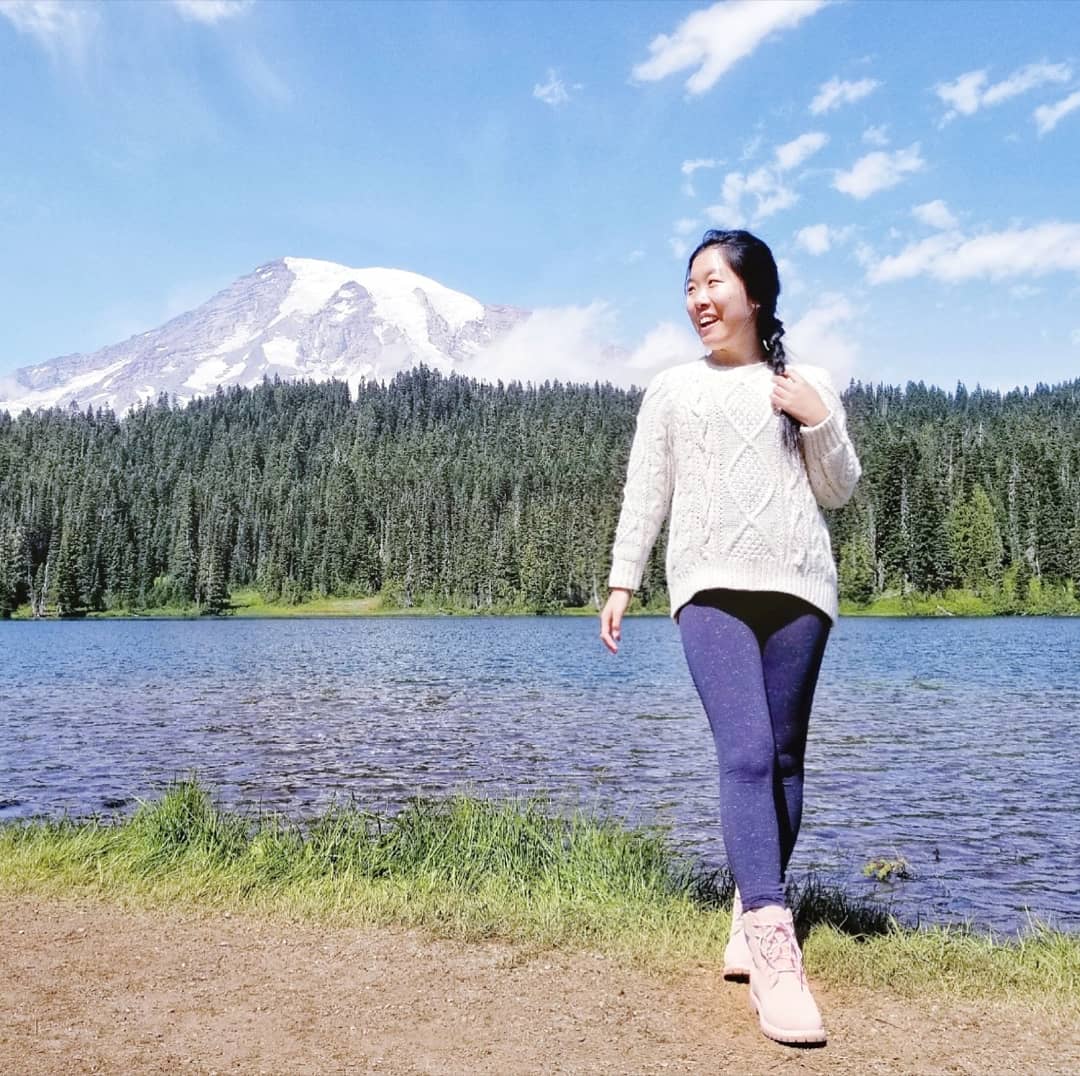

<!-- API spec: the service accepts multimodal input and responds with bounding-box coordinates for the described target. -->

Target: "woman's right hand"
[599,588,632,654]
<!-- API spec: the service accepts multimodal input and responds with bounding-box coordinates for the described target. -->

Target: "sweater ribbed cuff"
[799,408,844,456]
[607,558,644,592]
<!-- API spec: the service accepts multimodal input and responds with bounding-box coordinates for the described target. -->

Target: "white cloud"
[706,165,797,225]
[465,306,695,389]
[796,224,830,255]
[774,131,828,171]
[1034,89,1080,135]
[935,69,987,120]
[833,144,925,200]
[674,217,700,236]
[794,223,853,255]
[466,304,615,386]
[631,0,827,96]
[786,295,859,380]
[936,61,1072,123]
[171,0,254,22]
[867,222,1080,284]
[983,61,1072,106]
[626,321,701,372]
[625,249,646,264]
[1071,328,1080,346]
[912,199,958,230]
[809,76,880,114]
[681,157,718,176]
[680,158,718,195]
[0,0,98,64]
[862,124,889,146]
[669,236,692,260]
[533,68,575,107]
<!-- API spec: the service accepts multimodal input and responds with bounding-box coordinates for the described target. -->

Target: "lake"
[1,615,1077,934]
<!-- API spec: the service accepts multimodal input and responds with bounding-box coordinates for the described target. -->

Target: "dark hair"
[686,229,800,453]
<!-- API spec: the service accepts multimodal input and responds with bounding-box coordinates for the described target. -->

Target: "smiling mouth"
[698,315,718,329]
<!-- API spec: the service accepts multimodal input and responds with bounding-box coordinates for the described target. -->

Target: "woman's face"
[685,247,758,358]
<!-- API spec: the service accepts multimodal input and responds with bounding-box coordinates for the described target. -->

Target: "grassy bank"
[2,781,1075,1012]
[11,582,1080,620]
[841,576,1080,617]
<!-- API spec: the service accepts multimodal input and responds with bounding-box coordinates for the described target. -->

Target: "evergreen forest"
[1,367,1078,618]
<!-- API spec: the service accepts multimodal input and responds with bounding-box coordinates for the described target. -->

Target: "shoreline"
[7,595,1080,621]
[3,781,1076,1013]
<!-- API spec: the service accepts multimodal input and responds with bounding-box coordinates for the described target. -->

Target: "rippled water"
[1,615,1077,933]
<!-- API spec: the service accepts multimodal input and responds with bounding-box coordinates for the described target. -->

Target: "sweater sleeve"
[798,367,862,510]
[608,373,675,591]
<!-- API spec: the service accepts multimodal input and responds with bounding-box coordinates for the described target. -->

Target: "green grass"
[2,780,1075,1011]
[841,576,1080,617]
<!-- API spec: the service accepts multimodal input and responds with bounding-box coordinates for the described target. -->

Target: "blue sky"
[1,0,1079,392]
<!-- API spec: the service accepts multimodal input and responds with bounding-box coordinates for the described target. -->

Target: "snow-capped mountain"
[0,258,528,415]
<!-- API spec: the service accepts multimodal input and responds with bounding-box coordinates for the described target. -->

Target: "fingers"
[599,605,622,654]
[601,589,633,654]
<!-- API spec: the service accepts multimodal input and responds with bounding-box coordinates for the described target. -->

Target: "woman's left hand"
[771,369,829,427]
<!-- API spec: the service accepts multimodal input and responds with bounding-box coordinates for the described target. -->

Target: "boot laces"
[755,921,806,987]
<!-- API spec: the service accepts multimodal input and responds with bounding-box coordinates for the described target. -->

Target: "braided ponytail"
[760,312,801,453]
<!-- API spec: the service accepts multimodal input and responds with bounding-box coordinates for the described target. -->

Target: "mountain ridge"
[0,257,528,415]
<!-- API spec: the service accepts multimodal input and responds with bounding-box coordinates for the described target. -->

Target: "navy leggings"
[678,589,831,911]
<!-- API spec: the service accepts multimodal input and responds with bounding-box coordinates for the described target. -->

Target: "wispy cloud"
[533,68,578,107]
[706,166,797,227]
[868,222,1080,284]
[912,199,957,230]
[982,61,1072,105]
[171,0,254,23]
[681,158,718,176]
[786,294,859,380]
[631,0,827,97]
[0,0,98,66]
[681,157,718,196]
[466,306,695,389]
[1034,89,1080,136]
[935,61,1072,123]
[834,144,925,200]
[795,223,852,255]
[862,124,889,146]
[669,236,692,260]
[809,76,879,115]
[699,131,824,226]
[774,131,828,171]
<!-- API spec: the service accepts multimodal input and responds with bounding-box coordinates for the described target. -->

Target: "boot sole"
[749,990,827,1046]
[722,965,750,981]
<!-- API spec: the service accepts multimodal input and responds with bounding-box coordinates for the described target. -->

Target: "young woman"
[599,229,861,1047]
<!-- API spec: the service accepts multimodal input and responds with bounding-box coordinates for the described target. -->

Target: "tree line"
[1,368,1078,618]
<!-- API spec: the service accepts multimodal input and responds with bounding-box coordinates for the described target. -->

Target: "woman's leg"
[758,601,831,877]
[678,591,785,911]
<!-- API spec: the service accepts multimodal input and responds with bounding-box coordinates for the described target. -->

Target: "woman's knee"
[721,740,775,785]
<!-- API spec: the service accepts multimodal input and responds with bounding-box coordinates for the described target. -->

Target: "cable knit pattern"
[608,357,862,622]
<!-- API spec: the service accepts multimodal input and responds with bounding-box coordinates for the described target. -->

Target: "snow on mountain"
[0,258,527,415]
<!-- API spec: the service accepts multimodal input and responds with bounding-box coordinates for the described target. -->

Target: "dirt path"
[1,897,1075,1075]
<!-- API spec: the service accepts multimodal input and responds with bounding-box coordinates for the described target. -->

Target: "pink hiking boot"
[723,888,751,981]
[742,905,826,1046]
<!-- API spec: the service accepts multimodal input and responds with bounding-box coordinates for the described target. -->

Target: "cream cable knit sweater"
[608,357,862,622]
